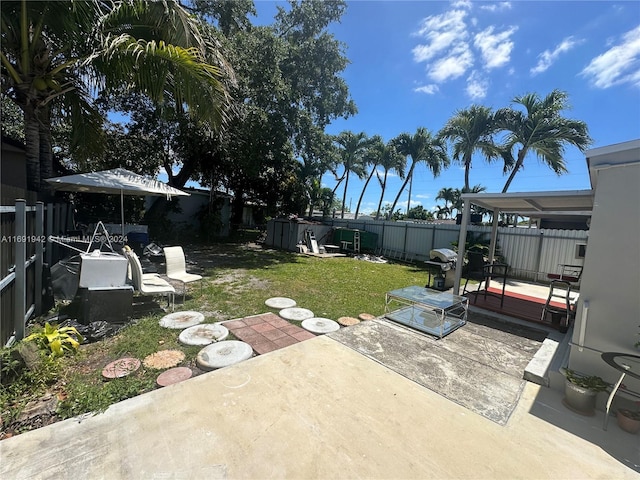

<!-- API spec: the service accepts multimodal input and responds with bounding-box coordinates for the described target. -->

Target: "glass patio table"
[385,285,468,339]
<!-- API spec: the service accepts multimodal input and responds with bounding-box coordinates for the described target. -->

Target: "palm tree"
[435,187,455,218]
[494,90,592,193]
[354,135,384,220]
[438,105,499,192]
[333,131,369,218]
[1,0,230,193]
[388,127,449,219]
[374,142,405,220]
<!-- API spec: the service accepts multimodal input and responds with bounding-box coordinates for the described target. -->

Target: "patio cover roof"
[452,189,595,295]
[460,189,595,215]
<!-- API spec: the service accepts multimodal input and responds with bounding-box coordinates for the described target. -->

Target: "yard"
[0,234,430,439]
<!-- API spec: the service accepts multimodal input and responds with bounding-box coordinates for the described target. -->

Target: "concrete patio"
[1,321,638,479]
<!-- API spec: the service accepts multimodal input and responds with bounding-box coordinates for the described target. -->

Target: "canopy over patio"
[452,189,595,295]
[46,168,190,234]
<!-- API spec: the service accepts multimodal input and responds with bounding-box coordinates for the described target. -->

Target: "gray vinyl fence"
[287,218,588,282]
[1,199,73,347]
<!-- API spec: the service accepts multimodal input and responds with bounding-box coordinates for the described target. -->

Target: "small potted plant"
[562,369,609,416]
[617,405,640,434]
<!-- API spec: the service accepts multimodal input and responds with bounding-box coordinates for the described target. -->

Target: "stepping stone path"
[302,317,340,334]
[196,341,253,371]
[279,307,314,321]
[265,297,297,309]
[156,367,193,387]
[143,350,185,369]
[337,316,360,326]
[102,358,141,379]
[159,311,205,329]
[359,313,376,321]
[178,323,229,346]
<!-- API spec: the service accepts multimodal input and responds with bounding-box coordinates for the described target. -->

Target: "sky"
[251,0,640,216]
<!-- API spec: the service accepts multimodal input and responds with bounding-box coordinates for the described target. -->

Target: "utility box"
[79,251,128,288]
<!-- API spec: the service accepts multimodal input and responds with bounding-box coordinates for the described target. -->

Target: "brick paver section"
[224,313,317,355]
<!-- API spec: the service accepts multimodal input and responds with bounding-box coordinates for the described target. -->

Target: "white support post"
[453,200,471,295]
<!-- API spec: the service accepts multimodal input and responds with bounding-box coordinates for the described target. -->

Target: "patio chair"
[465,262,509,307]
[541,280,573,329]
[124,249,175,310]
[163,246,203,303]
[462,251,486,295]
[547,264,583,284]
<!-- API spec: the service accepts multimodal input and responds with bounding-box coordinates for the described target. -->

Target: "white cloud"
[474,26,517,69]
[412,10,469,62]
[414,84,440,94]
[581,25,640,88]
[428,44,474,82]
[480,2,512,12]
[466,70,489,99]
[451,0,472,10]
[531,36,583,75]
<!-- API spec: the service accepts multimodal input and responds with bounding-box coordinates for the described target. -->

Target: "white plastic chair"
[163,246,203,303]
[125,249,175,310]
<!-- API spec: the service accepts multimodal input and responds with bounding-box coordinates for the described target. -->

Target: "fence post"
[46,202,54,266]
[14,199,26,341]
[35,202,44,315]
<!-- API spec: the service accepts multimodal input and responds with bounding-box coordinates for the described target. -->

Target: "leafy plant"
[564,369,609,392]
[24,322,84,358]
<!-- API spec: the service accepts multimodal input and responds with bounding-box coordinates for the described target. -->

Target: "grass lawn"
[0,237,432,438]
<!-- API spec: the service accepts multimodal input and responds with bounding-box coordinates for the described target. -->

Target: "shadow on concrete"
[528,382,640,473]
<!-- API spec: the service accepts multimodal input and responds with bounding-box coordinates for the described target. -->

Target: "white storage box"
[79,251,128,288]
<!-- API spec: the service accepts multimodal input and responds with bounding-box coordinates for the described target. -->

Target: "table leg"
[604,372,626,430]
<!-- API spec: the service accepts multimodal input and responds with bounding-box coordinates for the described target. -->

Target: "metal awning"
[459,189,595,214]
[452,189,595,295]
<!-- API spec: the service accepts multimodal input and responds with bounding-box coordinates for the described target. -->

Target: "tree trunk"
[375,171,388,221]
[354,169,374,220]
[230,189,244,231]
[340,170,350,219]
[388,162,415,219]
[24,107,41,192]
[39,105,54,200]
[502,149,526,193]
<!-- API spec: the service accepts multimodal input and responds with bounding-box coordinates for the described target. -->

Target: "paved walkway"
[1,334,637,479]
[223,313,316,354]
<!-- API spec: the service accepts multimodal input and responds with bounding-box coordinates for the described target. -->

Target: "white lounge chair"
[125,249,175,310]
[163,246,203,303]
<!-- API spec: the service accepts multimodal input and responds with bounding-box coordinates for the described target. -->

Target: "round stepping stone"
[358,313,376,321]
[279,307,314,321]
[156,367,193,387]
[159,311,205,329]
[143,350,185,369]
[337,316,360,326]
[197,341,253,371]
[301,317,340,334]
[178,323,229,346]
[102,357,141,379]
[265,297,297,309]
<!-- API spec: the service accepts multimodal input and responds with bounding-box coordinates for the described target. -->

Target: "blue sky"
[253,0,640,216]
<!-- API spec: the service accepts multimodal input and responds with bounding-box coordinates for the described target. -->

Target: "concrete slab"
[1,335,637,479]
[329,318,541,425]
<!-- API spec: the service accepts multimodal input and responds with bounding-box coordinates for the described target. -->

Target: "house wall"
[569,140,640,392]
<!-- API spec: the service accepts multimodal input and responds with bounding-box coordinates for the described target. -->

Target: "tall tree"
[438,105,498,192]
[353,135,383,220]
[1,0,230,194]
[388,127,449,219]
[334,130,369,218]
[374,141,405,220]
[494,90,592,193]
[435,187,455,217]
